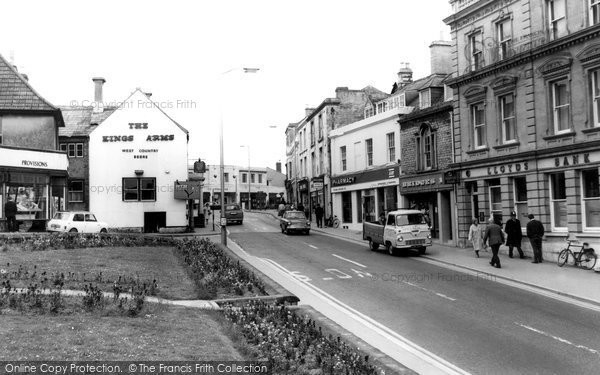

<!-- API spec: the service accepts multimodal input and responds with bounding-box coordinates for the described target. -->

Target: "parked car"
[363,209,432,255]
[280,210,310,235]
[224,204,244,225]
[46,211,108,233]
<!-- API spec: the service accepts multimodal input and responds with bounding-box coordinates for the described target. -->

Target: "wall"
[88,90,188,228]
[1,115,56,150]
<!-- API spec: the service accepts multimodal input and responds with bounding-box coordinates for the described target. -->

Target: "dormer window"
[419,90,431,108]
[376,102,387,114]
[364,106,374,118]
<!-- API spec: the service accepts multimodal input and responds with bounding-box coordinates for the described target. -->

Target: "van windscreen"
[396,213,426,226]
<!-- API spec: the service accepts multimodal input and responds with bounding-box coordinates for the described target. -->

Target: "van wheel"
[369,239,379,251]
[386,243,396,256]
[418,246,426,255]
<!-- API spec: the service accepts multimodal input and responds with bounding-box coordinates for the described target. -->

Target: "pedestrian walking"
[468,218,484,258]
[526,214,545,263]
[314,203,324,228]
[278,201,286,217]
[4,197,17,232]
[504,211,525,259]
[484,217,505,268]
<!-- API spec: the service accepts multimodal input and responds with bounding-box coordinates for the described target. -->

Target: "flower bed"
[0,232,177,251]
[174,238,267,299]
[223,301,382,375]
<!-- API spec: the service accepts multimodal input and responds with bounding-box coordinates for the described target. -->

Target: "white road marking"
[515,322,600,356]
[325,268,352,279]
[403,281,457,302]
[259,257,470,375]
[306,243,318,249]
[351,268,373,278]
[322,277,334,281]
[289,270,311,282]
[332,254,367,268]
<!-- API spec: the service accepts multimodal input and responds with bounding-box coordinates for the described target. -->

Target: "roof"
[0,53,58,112]
[59,88,188,138]
[59,106,119,137]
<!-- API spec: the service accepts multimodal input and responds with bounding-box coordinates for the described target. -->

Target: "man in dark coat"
[526,214,545,263]
[4,197,17,232]
[504,211,525,259]
[484,217,505,268]
[314,203,324,228]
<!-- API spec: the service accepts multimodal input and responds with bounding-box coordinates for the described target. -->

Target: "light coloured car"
[47,211,108,233]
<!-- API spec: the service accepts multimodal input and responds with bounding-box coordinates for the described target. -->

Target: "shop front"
[457,149,600,259]
[0,146,68,231]
[399,172,455,244]
[298,179,309,208]
[331,166,399,231]
[309,176,325,221]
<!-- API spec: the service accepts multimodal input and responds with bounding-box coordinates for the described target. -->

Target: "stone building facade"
[445,0,600,257]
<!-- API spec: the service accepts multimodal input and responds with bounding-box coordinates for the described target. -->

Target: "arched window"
[416,124,436,171]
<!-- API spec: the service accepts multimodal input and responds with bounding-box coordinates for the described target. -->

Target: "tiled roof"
[59,106,119,137]
[0,53,58,112]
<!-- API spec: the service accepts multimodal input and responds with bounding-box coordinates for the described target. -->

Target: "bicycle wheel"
[580,252,597,270]
[333,219,340,228]
[557,249,569,267]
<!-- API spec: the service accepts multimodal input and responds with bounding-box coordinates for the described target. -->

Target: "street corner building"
[444,0,600,258]
[0,53,68,232]
[85,87,189,232]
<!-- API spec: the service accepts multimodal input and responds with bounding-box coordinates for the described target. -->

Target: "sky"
[0,0,452,170]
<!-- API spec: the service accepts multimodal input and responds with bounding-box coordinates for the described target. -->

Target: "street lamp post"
[219,67,259,246]
[240,145,251,210]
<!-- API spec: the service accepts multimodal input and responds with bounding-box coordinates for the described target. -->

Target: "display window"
[5,184,47,220]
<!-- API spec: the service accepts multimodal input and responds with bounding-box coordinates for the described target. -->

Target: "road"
[226,212,600,375]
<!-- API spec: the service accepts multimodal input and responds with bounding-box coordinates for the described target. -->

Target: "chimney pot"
[145,92,152,98]
[92,77,106,113]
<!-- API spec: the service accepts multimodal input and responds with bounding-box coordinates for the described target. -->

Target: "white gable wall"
[88,90,188,229]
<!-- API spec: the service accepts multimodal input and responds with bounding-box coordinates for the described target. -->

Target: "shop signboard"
[0,147,68,172]
[174,180,201,200]
[298,179,309,192]
[399,173,450,194]
[311,177,324,191]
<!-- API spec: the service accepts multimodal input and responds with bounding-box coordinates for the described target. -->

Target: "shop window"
[387,133,396,162]
[591,69,600,127]
[550,172,567,230]
[5,185,47,220]
[140,178,156,201]
[68,180,84,203]
[547,0,567,40]
[592,0,600,25]
[489,180,502,223]
[499,93,516,143]
[497,18,512,60]
[340,146,347,171]
[469,31,484,71]
[471,102,486,148]
[342,191,352,223]
[550,79,570,134]
[365,139,373,167]
[513,177,528,226]
[582,169,600,229]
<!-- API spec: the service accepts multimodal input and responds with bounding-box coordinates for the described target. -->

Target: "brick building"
[445,0,600,257]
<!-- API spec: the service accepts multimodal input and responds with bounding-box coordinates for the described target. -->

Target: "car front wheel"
[69,228,78,233]
[100,228,107,233]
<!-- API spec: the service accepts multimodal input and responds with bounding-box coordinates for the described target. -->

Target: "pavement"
[249,209,600,307]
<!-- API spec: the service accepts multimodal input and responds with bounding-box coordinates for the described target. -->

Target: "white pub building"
[88,89,189,232]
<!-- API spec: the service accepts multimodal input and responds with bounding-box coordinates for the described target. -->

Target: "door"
[144,212,167,233]
[84,213,101,233]
[72,213,85,231]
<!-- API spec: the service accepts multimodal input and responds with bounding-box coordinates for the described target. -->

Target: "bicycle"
[325,215,340,228]
[557,238,597,270]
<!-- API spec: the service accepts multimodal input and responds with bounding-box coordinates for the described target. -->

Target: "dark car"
[280,210,310,235]
[224,204,244,225]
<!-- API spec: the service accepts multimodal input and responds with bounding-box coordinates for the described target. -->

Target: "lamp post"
[240,145,251,210]
[219,67,259,246]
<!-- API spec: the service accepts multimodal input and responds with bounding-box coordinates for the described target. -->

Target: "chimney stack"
[21,73,28,81]
[397,63,413,88]
[145,92,152,98]
[92,77,106,113]
[305,107,315,117]
[429,41,453,75]
[276,162,282,173]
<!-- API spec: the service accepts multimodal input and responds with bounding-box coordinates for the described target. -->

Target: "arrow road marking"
[515,322,600,356]
[332,254,367,268]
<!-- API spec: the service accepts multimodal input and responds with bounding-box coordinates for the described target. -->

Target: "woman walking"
[468,218,484,258]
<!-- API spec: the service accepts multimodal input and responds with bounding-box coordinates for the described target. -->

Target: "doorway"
[144,212,166,233]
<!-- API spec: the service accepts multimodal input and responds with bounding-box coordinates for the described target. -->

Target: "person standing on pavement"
[4,197,17,232]
[526,214,545,263]
[468,218,484,258]
[278,201,286,217]
[504,211,525,259]
[484,217,505,268]
[314,203,324,228]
